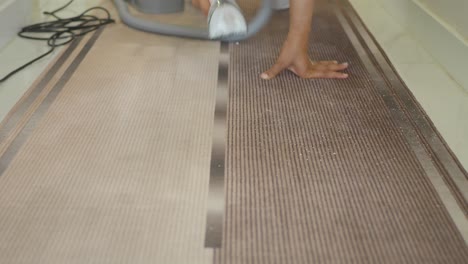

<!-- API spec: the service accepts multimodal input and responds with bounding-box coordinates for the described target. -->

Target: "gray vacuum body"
[131,0,184,14]
[113,0,273,42]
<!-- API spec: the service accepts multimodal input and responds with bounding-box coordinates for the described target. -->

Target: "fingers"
[261,60,349,80]
[288,68,348,79]
[263,65,349,80]
[290,61,349,79]
[312,60,338,65]
[306,60,349,79]
[312,62,349,71]
[260,62,287,80]
[307,71,348,79]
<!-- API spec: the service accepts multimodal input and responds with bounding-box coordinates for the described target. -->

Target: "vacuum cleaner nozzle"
[208,0,248,39]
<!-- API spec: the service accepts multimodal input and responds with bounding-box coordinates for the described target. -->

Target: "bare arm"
[261,0,348,79]
[193,0,348,79]
[288,0,315,49]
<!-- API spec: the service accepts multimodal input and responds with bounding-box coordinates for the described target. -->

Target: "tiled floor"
[1,0,467,170]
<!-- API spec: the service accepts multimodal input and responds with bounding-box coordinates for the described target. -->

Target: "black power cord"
[0,0,114,83]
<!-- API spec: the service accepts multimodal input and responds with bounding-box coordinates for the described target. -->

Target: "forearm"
[287,0,315,49]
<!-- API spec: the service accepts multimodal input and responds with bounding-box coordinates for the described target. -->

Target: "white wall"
[418,0,468,40]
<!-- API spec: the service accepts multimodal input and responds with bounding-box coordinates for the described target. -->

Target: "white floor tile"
[350,0,468,170]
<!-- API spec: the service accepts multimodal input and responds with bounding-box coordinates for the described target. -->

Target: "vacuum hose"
[113,0,273,42]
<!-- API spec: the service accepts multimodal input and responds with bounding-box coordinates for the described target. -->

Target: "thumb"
[260,62,286,80]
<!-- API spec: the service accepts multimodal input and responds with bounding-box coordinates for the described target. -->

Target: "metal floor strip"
[0,29,103,177]
[334,0,468,245]
[339,0,468,210]
[0,37,83,143]
[205,42,229,248]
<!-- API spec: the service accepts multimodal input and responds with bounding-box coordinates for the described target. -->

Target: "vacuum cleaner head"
[208,0,247,40]
[113,0,273,42]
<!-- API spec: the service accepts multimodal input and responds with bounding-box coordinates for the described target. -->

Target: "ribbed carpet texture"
[213,0,468,263]
[0,0,466,263]
[0,25,219,263]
